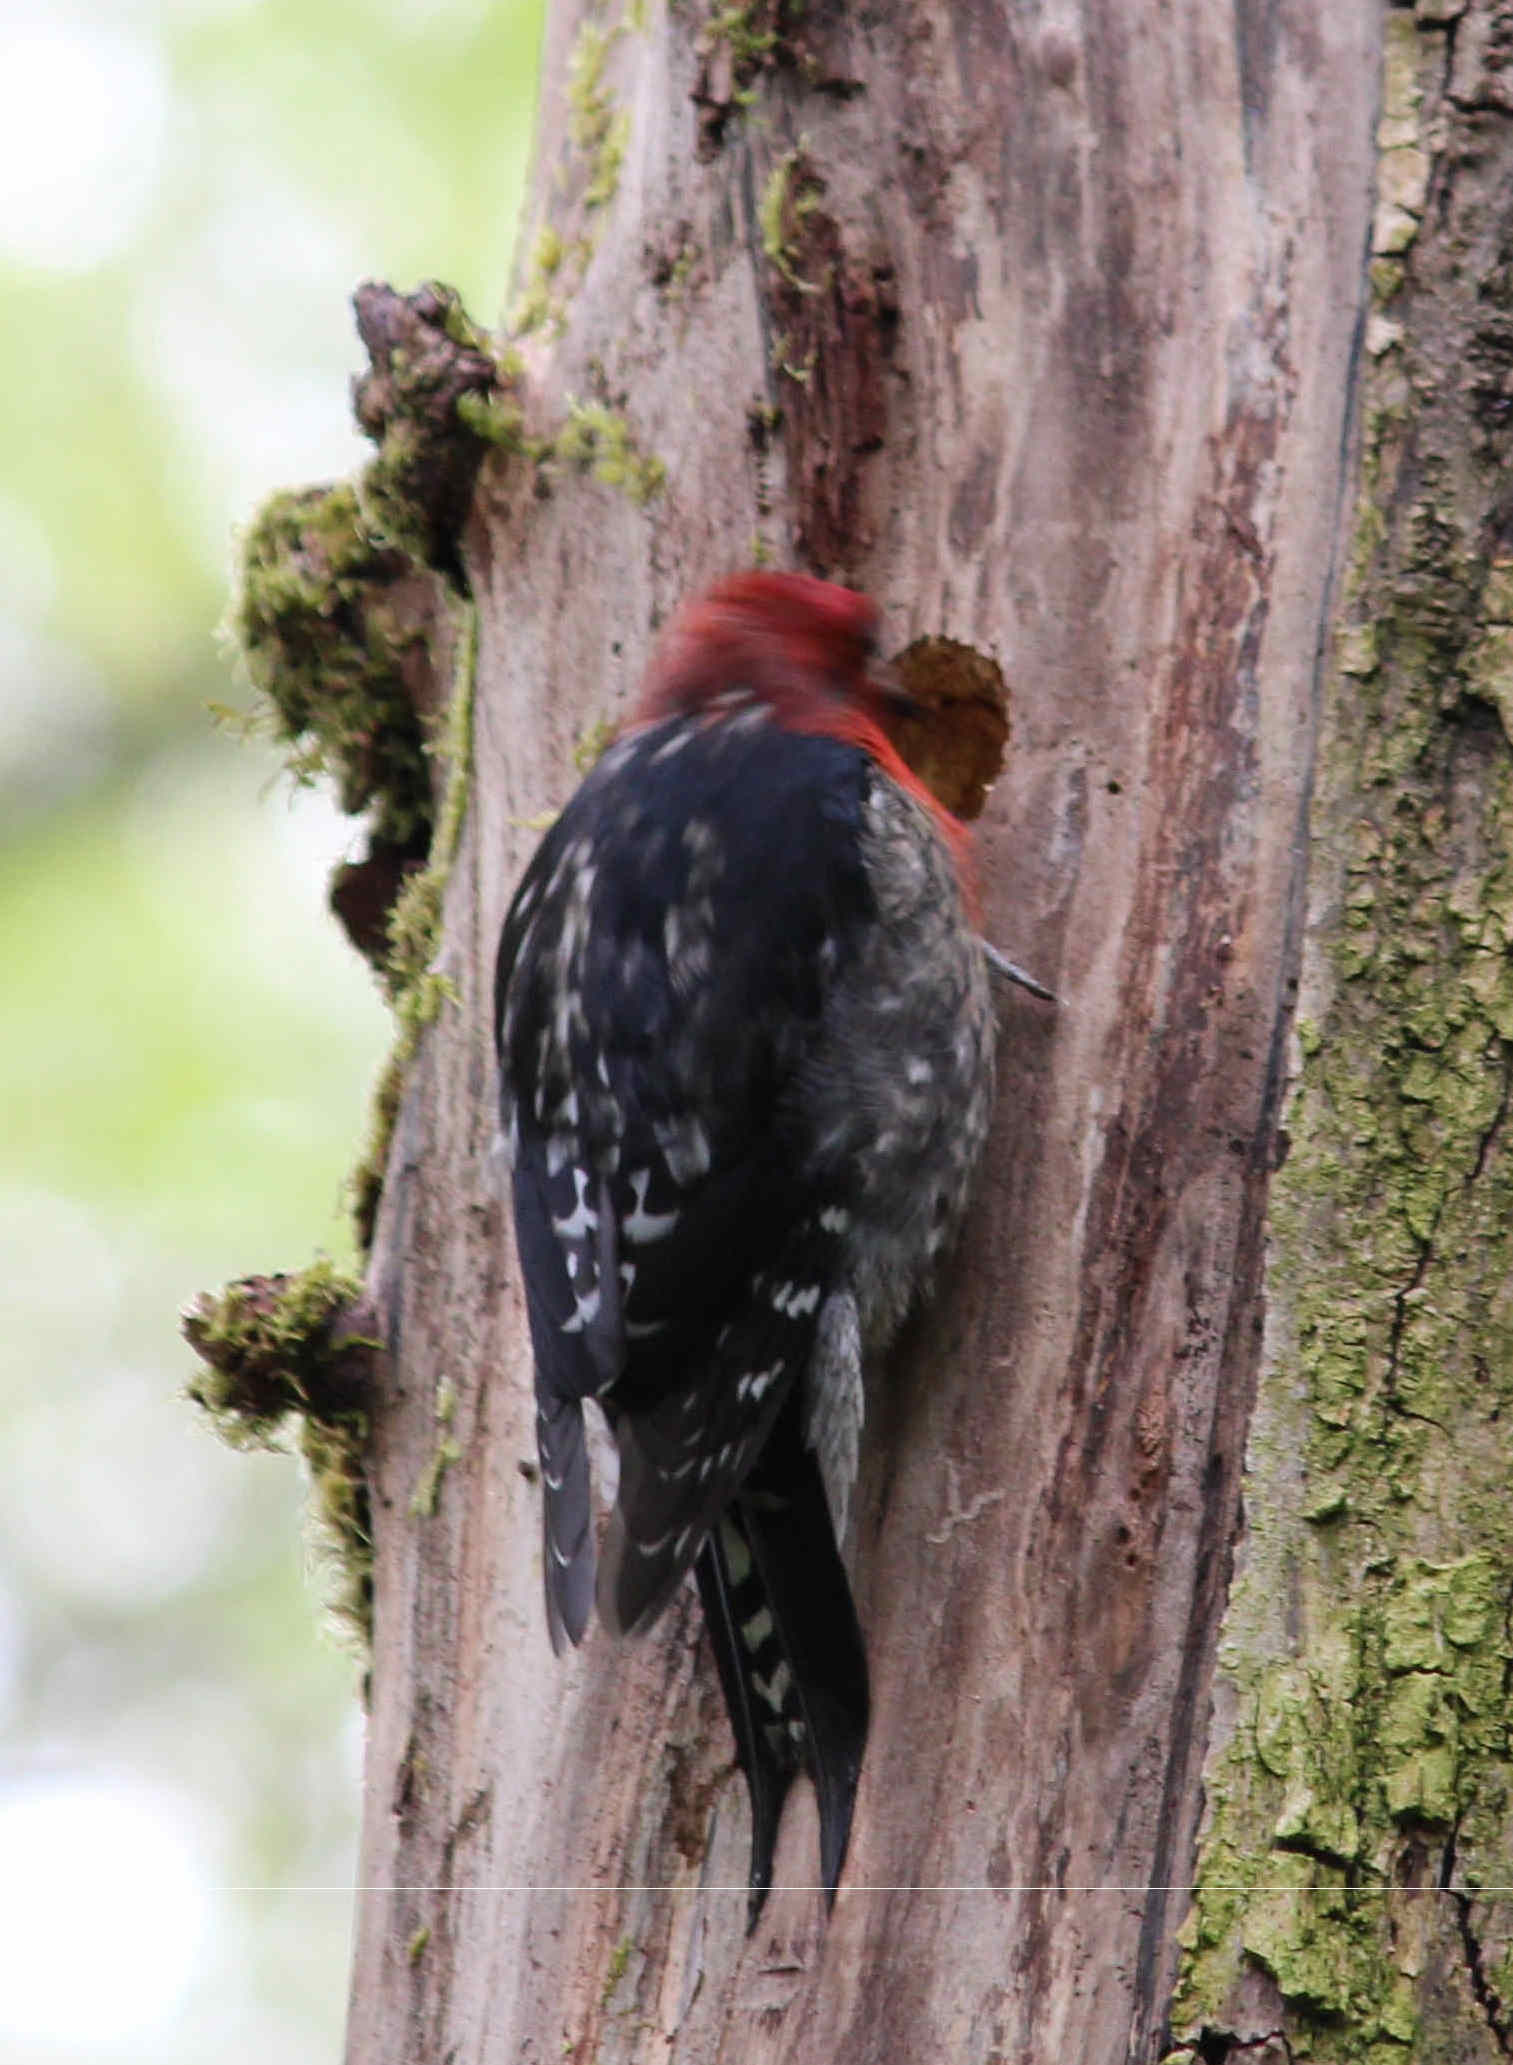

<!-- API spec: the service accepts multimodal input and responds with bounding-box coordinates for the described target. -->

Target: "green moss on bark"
[566,17,628,205]
[232,483,433,848]
[350,279,511,575]
[508,6,640,337]
[691,1,819,155]
[183,1262,377,1648]
[228,482,477,1250]
[195,283,502,1652]
[759,144,825,293]
[1170,16,1513,2059]
[409,1382,462,1519]
[351,600,477,1249]
[551,399,666,506]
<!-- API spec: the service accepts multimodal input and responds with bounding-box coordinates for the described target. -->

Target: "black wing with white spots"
[495,709,873,1651]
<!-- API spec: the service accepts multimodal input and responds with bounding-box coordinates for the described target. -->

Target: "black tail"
[694,1391,869,1928]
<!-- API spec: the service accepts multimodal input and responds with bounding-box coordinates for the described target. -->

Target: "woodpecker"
[495,571,1026,1919]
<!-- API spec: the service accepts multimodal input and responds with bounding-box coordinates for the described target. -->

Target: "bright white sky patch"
[0,1780,209,2041]
[0,22,169,271]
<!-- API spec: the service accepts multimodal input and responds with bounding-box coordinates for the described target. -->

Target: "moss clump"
[510,227,566,338]
[182,1260,373,1438]
[759,144,825,293]
[584,108,630,213]
[232,483,432,849]
[183,1262,377,1649]
[510,281,560,341]
[453,388,528,449]
[229,285,502,976]
[532,224,566,278]
[552,399,666,506]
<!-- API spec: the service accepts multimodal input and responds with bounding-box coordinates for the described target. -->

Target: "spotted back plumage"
[494,572,996,1912]
[497,709,876,1645]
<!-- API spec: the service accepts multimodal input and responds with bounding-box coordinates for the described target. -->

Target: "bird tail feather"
[696,1392,869,1925]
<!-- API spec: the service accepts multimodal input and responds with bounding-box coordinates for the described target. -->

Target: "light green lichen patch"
[507,4,642,340]
[704,2,779,86]
[230,483,431,849]
[1375,14,1429,258]
[454,387,528,448]
[600,1934,633,2007]
[409,1381,462,1518]
[508,225,595,341]
[564,11,634,236]
[550,399,666,506]
[759,143,826,293]
[572,715,616,772]
[567,20,622,161]
[695,0,810,134]
[1169,14,1513,2059]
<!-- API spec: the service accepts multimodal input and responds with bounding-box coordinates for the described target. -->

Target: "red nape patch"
[627,578,990,908]
[632,571,983,909]
[786,700,979,916]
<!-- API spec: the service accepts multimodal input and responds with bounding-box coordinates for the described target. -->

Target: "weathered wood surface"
[345,3,1378,2059]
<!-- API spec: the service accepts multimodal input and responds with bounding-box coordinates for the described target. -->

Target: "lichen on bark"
[1170,13,1513,2058]
[509,3,643,335]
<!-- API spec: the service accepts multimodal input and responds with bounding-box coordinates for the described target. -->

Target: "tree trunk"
[289,4,1513,2060]
[1169,10,1513,2060]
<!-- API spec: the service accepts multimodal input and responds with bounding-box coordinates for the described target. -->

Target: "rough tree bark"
[196,3,1513,2060]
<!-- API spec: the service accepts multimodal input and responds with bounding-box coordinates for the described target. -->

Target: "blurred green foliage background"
[0,2,541,2055]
